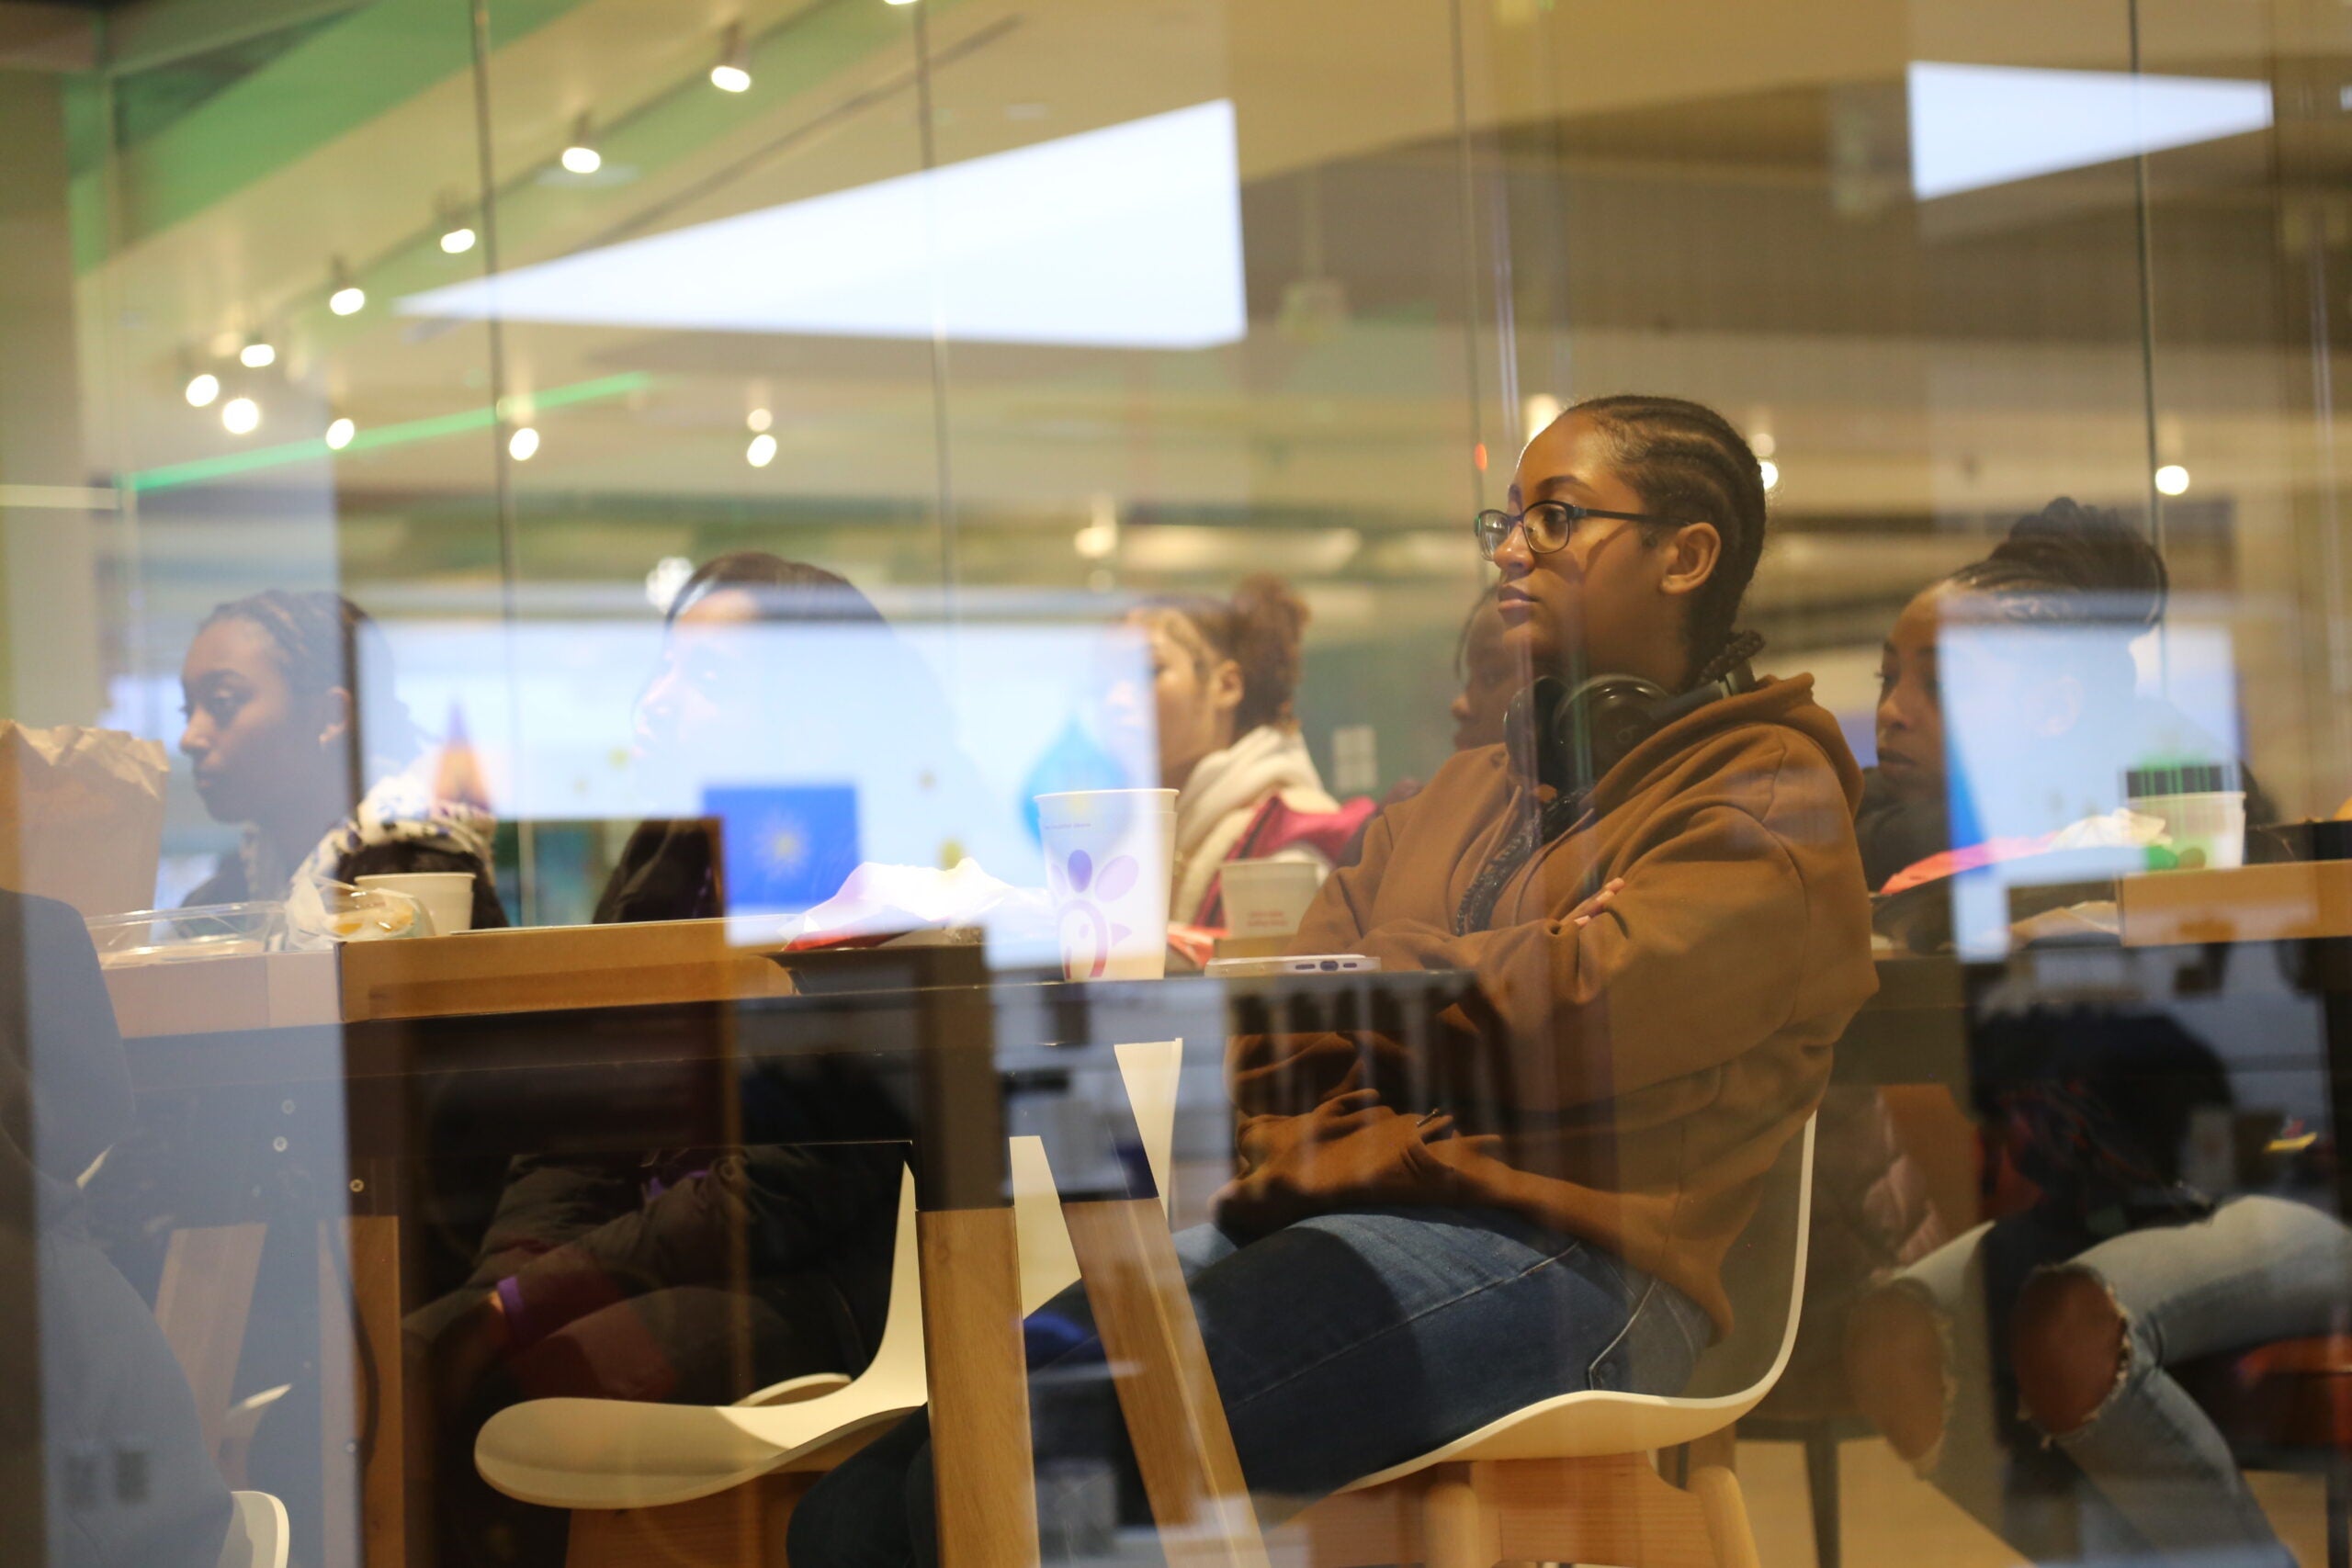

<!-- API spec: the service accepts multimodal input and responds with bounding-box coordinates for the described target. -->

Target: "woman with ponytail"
[177,588,503,930]
[791,397,1877,1566]
[1128,576,1371,927]
[1848,501,2345,1568]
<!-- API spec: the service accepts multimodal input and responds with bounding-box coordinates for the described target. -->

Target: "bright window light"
[221,397,261,434]
[401,100,1246,350]
[185,372,220,408]
[325,416,356,450]
[1908,62,2272,199]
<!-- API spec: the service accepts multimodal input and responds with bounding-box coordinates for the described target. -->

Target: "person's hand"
[1568,877,1625,929]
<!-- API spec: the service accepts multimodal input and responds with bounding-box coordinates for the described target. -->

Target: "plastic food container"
[2127,763,2246,872]
[85,901,286,968]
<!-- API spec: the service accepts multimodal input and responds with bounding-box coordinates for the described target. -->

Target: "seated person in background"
[789,395,1878,1564]
[178,588,503,929]
[1847,502,2350,1568]
[1129,575,1372,929]
[2,889,232,1568]
[410,552,907,1568]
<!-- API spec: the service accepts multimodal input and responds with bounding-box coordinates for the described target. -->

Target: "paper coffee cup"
[1035,789,1176,981]
[356,872,477,937]
[1218,858,1321,940]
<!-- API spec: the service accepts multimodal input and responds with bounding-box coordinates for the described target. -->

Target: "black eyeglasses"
[1472,501,1676,561]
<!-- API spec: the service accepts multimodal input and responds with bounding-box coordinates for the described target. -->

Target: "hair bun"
[1227,574,1308,731]
[1982,497,2168,628]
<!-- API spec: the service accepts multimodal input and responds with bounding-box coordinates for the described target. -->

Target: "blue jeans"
[786,1205,1709,1568]
[1882,1195,2352,1565]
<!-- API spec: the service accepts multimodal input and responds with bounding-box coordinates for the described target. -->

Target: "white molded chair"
[472,1041,1185,1550]
[1294,1115,1818,1568]
[214,1489,289,1568]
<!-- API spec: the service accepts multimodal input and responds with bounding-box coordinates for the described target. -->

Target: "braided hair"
[1142,574,1310,734]
[1944,497,2166,630]
[1566,395,1771,689]
[199,590,423,782]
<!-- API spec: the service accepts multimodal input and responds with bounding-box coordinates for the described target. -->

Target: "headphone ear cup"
[1504,676,1567,787]
[1577,682,1665,783]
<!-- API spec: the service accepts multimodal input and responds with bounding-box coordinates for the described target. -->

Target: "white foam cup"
[1035,789,1177,981]
[356,872,477,937]
[1218,858,1321,939]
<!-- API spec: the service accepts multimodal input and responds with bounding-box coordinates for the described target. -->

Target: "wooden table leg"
[1061,1195,1270,1568]
[319,1213,405,1568]
[918,1204,1040,1568]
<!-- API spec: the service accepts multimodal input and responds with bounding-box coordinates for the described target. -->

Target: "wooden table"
[110,921,1476,1568]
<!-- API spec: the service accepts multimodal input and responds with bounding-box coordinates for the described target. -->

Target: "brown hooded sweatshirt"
[1216,674,1877,1333]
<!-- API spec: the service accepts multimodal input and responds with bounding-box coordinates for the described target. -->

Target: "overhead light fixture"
[328,257,366,316]
[221,397,261,435]
[710,23,752,93]
[747,407,773,432]
[325,416,356,450]
[884,0,917,7]
[438,196,478,254]
[239,337,277,368]
[746,433,777,468]
[184,371,221,408]
[2154,463,2190,496]
[560,114,602,175]
[1749,431,1778,459]
[507,425,540,461]
[1758,458,1781,491]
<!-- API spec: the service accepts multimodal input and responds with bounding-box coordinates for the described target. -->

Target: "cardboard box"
[107,950,339,1039]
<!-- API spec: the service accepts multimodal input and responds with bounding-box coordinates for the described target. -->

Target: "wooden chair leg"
[2328,1456,2349,1568]
[563,1472,811,1568]
[1803,1426,1841,1568]
[153,1222,268,1470]
[1421,1467,1498,1568]
[1687,1428,1761,1568]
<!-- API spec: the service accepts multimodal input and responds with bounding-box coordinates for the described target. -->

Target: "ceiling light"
[184,371,220,408]
[325,416,356,450]
[747,407,773,432]
[221,397,261,435]
[239,338,277,368]
[710,24,752,92]
[1758,458,1781,491]
[508,425,539,461]
[746,433,778,467]
[1749,431,1778,458]
[884,0,916,7]
[440,225,478,254]
[328,257,366,316]
[2154,463,2190,496]
[560,115,602,175]
[438,197,478,254]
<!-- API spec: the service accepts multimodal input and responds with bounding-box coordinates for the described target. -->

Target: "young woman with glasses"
[788,396,1878,1565]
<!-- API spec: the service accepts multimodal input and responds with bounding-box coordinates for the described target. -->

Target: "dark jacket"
[1,890,231,1568]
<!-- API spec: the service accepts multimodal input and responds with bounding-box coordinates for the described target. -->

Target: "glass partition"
[6,0,2350,1563]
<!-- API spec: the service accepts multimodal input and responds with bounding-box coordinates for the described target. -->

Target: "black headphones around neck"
[1504,662,1757,798]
